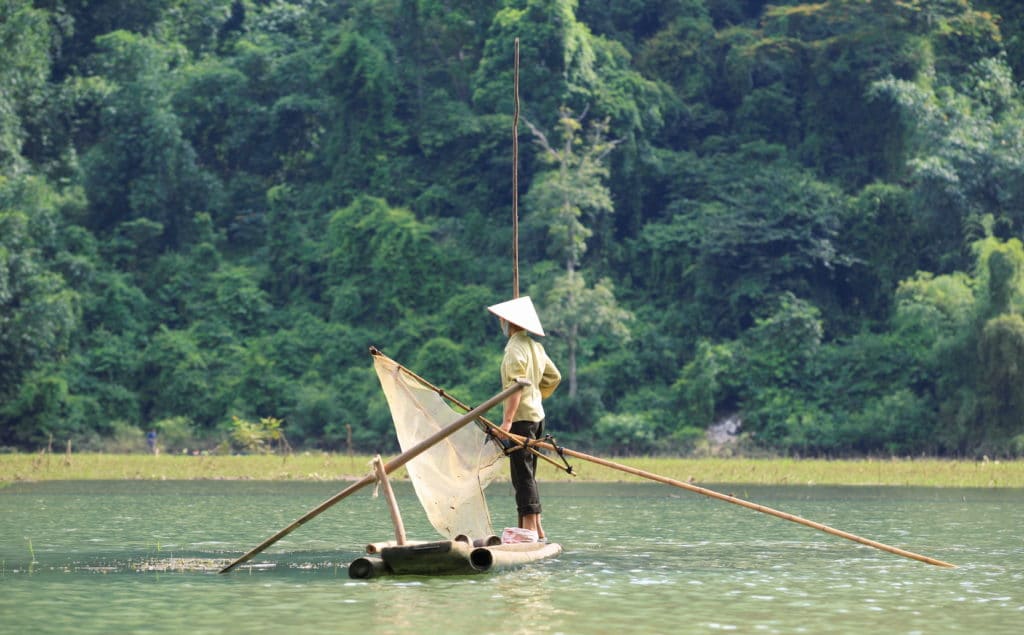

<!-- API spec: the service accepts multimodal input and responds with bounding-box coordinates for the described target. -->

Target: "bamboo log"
[380,540,474,576]
[470,542,563,572]
[366,539,432,554]
[218,377,529,574]
[348,556,389,579]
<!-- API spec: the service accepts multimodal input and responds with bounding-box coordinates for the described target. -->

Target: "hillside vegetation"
[4,0,1024,458]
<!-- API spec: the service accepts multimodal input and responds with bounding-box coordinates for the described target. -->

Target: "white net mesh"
[373,353,505,540]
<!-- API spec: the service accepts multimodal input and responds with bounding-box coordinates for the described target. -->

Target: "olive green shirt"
[501,331,561,423]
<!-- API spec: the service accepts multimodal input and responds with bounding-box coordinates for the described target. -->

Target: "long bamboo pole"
[512,37,521,299]
[522,439,957,568]
[218,378,529,574]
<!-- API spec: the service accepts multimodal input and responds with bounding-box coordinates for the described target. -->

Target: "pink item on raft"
[501,527,539,543]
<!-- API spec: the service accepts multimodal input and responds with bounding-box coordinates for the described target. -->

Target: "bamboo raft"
[348,536,562,579]
[347,452,562,579]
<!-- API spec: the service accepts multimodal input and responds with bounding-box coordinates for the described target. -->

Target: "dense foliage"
[3,0,1024,457]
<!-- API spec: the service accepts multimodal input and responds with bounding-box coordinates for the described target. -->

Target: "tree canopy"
[3,0,1024,458]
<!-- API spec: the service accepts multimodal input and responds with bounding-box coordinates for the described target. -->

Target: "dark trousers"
[509,420,543,516]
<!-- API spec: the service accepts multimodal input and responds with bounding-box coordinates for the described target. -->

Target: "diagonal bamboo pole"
[520,439,957,568]
[218,378,529,574]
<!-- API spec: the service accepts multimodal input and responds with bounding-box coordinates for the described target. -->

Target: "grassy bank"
[2,452,1023,487]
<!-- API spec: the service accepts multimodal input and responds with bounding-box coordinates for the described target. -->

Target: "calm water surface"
[1,480,1021,634]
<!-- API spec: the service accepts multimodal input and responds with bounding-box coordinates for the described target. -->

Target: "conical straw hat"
[487,296,545,336]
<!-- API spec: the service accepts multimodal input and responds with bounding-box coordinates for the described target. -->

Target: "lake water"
[1,480,1021,634]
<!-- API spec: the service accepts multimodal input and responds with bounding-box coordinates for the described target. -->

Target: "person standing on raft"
[488,296,561,542]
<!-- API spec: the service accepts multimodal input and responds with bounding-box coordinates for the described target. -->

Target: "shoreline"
[2,453,1022,488]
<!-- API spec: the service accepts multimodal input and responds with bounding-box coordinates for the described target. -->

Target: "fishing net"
[372,353,505,540]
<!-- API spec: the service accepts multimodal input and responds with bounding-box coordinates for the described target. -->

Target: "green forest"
[4,0,1024,458]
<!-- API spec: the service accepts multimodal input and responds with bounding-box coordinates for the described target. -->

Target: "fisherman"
[488,296,561,542]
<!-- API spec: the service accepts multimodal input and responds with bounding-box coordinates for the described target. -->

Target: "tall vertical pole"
[512,38,521,299]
